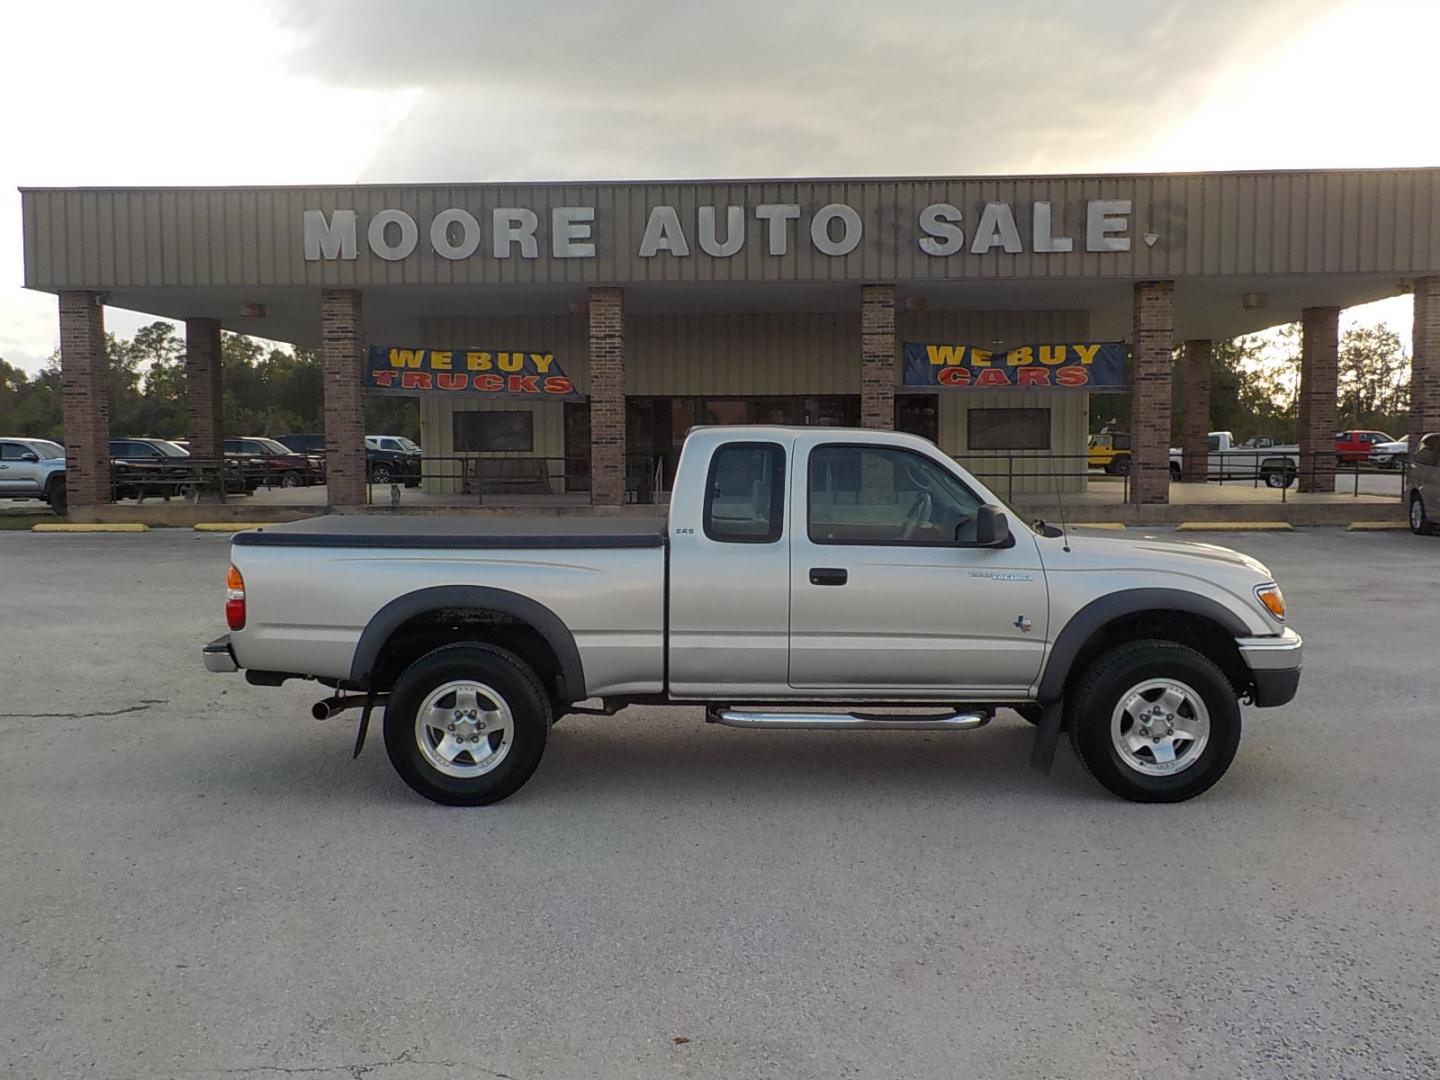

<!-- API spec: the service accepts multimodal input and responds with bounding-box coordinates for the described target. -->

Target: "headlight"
[1255,583,1286,621]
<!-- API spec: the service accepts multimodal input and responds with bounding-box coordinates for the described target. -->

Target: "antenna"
[1055,471,1071,553]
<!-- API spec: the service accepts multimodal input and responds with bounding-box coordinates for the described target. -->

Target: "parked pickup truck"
[0,437,67,514]
[203,426,1302,806]
[1171,431,1300,489]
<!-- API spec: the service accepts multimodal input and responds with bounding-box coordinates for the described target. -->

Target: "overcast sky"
[4,0,1435,375]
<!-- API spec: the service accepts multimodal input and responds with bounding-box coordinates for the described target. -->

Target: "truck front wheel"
[383,643,551,806]
[1067,640,1241,803]
[46,478,67,516]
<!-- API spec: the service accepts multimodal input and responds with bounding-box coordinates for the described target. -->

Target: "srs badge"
[1014,615,1034,633]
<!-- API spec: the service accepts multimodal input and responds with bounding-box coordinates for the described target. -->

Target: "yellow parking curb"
[1346,521,1409,531]
[32,522,149,533]
[193,523,270,532]
[1069,522,1127,530]
[1175,521,1294,531]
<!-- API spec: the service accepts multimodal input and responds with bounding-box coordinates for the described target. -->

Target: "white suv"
[0,437,67,514]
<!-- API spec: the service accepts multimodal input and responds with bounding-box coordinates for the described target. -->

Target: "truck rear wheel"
[383,643,551,806]
[1264,466,1295,489]
[1067,640,1241,803]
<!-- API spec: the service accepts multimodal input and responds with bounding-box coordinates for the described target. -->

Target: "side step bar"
[706,707,991,731]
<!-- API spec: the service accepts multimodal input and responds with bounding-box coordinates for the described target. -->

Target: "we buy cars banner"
[902,341,1126,389]
[366,346,582,399]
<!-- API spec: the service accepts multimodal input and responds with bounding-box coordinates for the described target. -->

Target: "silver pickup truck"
[203,426,1301,806]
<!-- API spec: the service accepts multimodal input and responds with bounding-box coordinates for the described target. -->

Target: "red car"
[223,437,325,488]
[1334,430,1395,464]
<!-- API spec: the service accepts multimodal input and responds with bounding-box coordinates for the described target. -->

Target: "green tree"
[1338,325,1409,434]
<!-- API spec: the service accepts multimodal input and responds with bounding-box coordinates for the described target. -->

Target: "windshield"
[155,440,190,457]
[395,437,421,452]
[254,438,293,455]
[30,440,65,459]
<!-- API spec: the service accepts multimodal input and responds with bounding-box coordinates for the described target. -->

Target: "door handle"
[809,567,848,586]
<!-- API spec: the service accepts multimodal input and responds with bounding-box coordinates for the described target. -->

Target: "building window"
[967,408,1051,451]
[453,411,534,453]
[703,442,786,543]
[896,395,938,443]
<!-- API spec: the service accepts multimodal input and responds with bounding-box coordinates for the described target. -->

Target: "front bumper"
[1236,627,1302,706]
[202,634,239,673]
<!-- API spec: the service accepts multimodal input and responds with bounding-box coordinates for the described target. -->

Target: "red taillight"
[226,564,246,630]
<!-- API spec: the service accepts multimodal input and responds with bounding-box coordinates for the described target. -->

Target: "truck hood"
[1042,530,1274,579]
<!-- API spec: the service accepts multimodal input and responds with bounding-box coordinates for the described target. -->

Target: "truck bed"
[232,515,667,550]
[227,515,668,693]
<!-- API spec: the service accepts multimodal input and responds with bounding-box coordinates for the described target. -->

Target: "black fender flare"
[1037,587,1250,704]
[1029,588,1250,776]
[348,585,586,700]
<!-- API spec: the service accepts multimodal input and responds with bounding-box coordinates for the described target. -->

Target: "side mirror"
[966,504,1012,548]
[19,451,39,463]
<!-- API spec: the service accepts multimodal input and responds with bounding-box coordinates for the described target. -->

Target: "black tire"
[371,463,394,485]
[1410,491,1435,535]
[1264,467,1295,490]
[1067,640,1241,803]
[281,470,303,489]
[383,643,551,806]
[1111,456,1131,476]
[1169,461,1181,481]
[46,478,67,516]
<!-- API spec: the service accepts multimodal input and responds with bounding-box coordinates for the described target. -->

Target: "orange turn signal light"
[226,565,246,630]
[1255,584,1286,621]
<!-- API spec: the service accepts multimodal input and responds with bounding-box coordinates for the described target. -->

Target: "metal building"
[20,169,1440,511]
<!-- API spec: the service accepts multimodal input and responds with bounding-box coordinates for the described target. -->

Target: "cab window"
[808,444,983,545]
[703,442,786,543]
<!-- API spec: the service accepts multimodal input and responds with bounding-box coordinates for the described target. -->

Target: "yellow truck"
[1087,431,1132,475]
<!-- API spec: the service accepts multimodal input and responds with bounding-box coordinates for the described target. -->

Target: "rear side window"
[1415,434,1440,468]
[703,442,786,543]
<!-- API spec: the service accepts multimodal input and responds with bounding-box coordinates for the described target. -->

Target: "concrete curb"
[193,523,272,532]
[32,522,149,533]
[1346,521,1410,531]
[1174,521,1294,531]
[1068,522,1127,530]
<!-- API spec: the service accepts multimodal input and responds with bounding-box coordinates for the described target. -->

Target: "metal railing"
[362,453,668,504]
[107,458,295,503]
[111,448,1398,507]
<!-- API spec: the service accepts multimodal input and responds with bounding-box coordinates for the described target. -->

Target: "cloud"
[265,0,1341,181]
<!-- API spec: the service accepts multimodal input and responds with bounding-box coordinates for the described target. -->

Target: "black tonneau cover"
[231,515,667,550]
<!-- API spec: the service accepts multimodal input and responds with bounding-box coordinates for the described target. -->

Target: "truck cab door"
[667,437,794,698]
[0,442,39,492]
[787,437,1049,697]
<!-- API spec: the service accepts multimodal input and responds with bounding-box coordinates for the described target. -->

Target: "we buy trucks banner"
[366,346,582,399]
[902,341,1127,389]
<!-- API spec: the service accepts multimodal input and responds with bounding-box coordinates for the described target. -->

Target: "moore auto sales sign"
[304,198,1143,264]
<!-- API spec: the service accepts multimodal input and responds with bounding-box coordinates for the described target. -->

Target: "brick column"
[1130,281,1175,505]
[1179,339,1212,482]
[588,287,625,506]
[184,318,224,471]
[1409,277,1440,452]
[321,289,366,508]
[860,284,896,429]
[58,291,111,507]
[1297,306,1340,494]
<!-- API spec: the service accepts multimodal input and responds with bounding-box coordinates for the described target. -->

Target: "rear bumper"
[202,634,239,673]
[1236,627,1302,707]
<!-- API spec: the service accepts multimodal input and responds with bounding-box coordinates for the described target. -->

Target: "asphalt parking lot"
[1,527,1437,1079]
